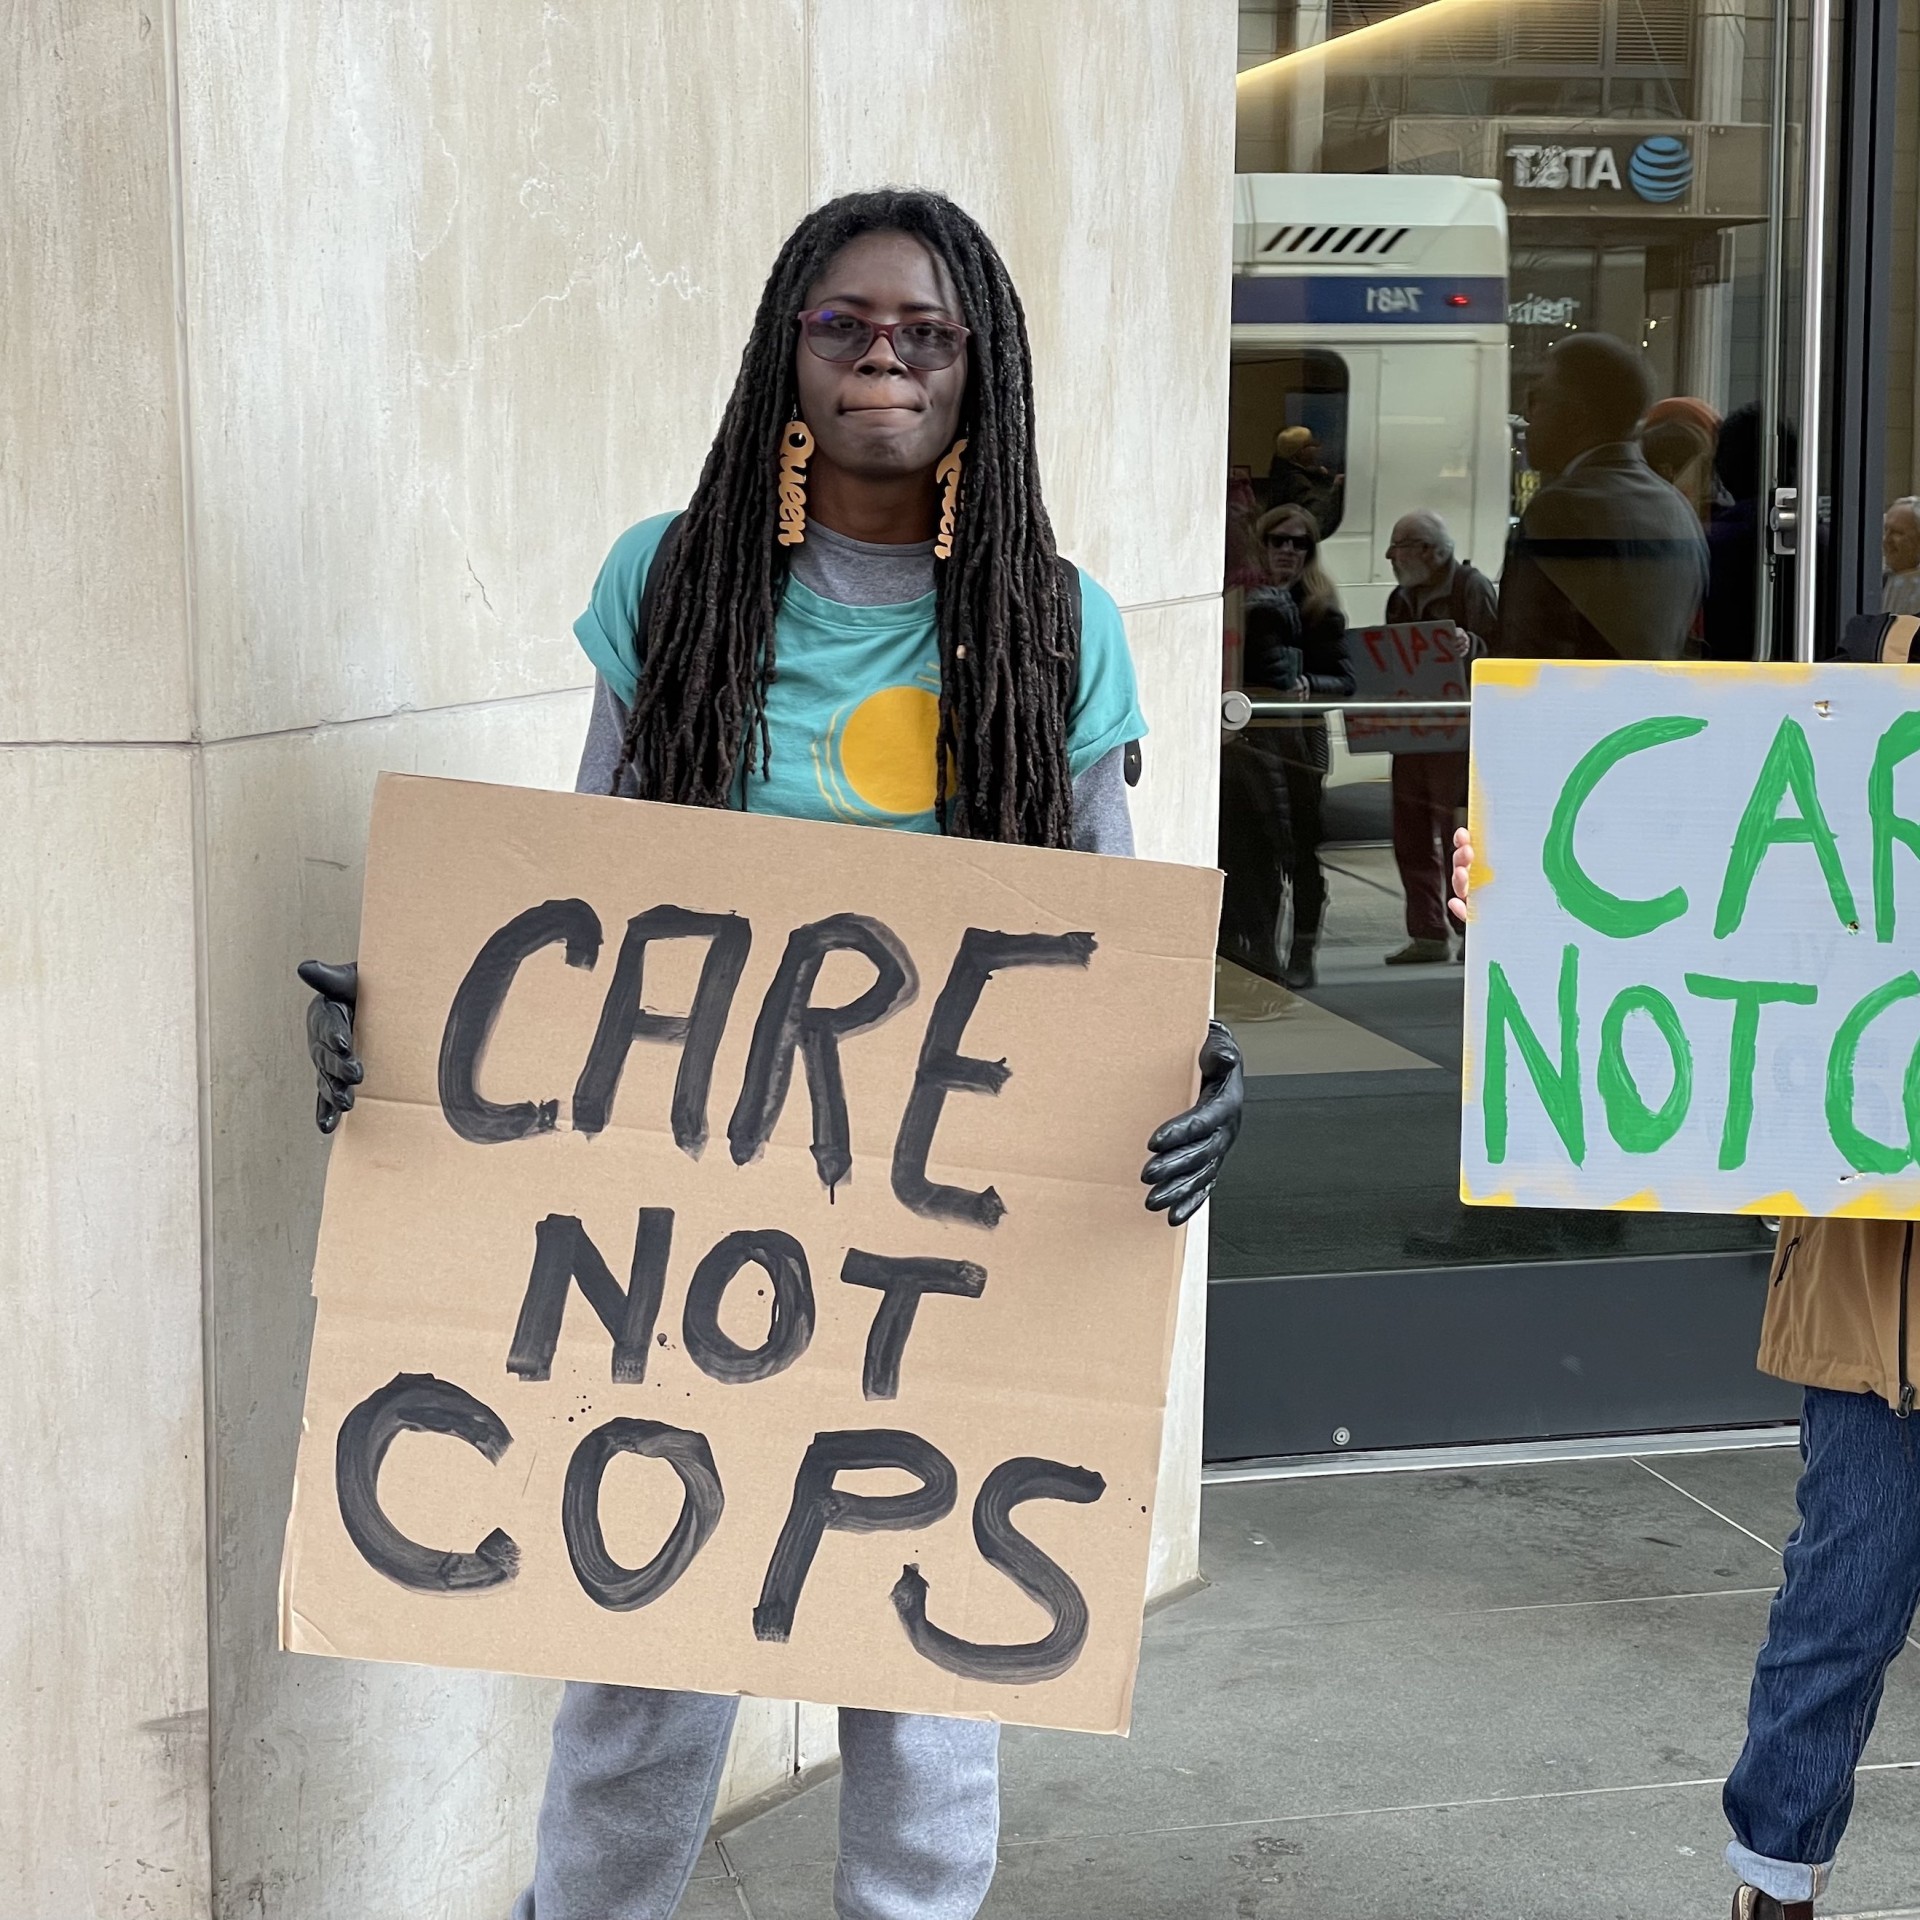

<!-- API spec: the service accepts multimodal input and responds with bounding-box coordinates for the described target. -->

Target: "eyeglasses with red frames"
[796,307,971,371]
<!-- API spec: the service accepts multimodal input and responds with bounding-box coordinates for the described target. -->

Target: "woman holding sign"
[1451,828,1920,1920]
[299,189,1242,1920]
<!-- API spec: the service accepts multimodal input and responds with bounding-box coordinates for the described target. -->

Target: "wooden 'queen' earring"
[933,438,967,561]
[776,417,814,547]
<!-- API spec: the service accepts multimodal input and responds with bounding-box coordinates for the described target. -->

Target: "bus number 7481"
[1365,285,1424,315]
[1367,282,1428,312]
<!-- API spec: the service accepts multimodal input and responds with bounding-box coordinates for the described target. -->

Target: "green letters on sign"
[1484,945,1585,1167]
[1868,710,1920,943]
[1683,975,1821,1170]
[1716,718,1859,938]
[1542,717,1707,938]
[1596,986,1693,1153]
[1825,972,1920,1175]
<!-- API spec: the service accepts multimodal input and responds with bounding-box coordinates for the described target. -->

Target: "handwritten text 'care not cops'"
[338,899,1113,1688]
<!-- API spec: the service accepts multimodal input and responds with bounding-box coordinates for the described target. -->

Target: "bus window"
[1229,350,1350,539]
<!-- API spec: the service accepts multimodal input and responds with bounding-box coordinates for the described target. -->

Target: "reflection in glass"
[1215,0,1780,1282]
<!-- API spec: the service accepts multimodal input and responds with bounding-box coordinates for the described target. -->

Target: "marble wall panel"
[0,747,208,1916]
[2,6,191,741]
[179,0,810,742]
[808,0,1236,612]
[1148,1225,1212,1597]
[717,1701,808,1823]
[1123,596,1224,873]
[200,694,588,1918]
[1116,597,1223,1595]
[795,1700,841,1778]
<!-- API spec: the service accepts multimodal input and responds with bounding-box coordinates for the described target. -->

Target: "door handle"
[1770,485,1798,558]
[1791,0,1835,662]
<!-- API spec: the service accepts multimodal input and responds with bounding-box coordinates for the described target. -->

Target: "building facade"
[6,1,1920,1915]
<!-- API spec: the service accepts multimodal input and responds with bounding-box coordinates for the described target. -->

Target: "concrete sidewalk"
[691,1445,1920,1919]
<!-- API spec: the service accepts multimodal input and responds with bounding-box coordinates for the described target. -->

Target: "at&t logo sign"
[1627,136,1695,202]
[1506,135,1696,204]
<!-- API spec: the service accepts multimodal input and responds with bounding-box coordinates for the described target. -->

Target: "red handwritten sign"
[1342,623,1470,755]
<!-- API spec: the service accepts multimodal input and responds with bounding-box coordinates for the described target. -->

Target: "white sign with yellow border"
[1461,658,1920,1220]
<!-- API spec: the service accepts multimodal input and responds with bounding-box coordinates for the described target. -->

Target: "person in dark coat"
[1496,334,1707,661]
[1233,504,1353,990]
[1266,425,1344,533]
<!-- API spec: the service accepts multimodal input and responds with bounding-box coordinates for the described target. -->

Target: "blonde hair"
[1255,504,1341,627]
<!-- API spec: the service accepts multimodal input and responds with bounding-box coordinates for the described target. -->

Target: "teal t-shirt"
[574,512,1147,833]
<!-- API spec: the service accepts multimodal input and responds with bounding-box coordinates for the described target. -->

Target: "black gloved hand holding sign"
[297,960,361,1135]
[1141,1019,1245,1226]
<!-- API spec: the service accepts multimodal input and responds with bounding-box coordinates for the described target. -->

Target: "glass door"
[1207,0,1848,1463]
[1879,2,1920,607]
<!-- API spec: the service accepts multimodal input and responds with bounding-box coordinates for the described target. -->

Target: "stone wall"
[0,5,1232,1914]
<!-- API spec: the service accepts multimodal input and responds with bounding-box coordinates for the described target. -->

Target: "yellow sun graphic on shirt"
[813,672,945,821]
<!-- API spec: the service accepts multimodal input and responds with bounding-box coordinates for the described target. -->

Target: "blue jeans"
[1724,1387,1920,1903]
[512,1686,1001,1920]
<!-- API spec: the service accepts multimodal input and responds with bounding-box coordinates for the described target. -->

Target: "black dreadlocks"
[611,189,1078,849]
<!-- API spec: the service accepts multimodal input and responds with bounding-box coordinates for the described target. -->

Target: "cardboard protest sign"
[1461,660,1920,1220]
[1342,623,1470,754]
[281,775,1220,1734]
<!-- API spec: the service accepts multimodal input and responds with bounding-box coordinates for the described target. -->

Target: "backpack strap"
[633,513,687,680]
[1444,563,1486,638]
[1056,554,1083,649]
[1838,611,1920,663]
[1451,570,1475,634]
[1839,613,1887,662]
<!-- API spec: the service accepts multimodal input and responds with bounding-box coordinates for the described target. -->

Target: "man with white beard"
[1381,510,1497,964]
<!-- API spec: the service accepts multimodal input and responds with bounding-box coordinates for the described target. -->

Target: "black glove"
[1141,1019,1244,1226]
[298,959,361,1135]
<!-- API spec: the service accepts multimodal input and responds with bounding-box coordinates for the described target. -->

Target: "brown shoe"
[1733,1888,1813,1920]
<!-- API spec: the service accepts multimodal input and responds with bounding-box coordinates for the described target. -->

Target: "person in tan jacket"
[1756,1218,1916,1415]
[1450,830,1920,1920]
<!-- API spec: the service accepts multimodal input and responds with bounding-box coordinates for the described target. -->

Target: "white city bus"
[1231,172,1512,629]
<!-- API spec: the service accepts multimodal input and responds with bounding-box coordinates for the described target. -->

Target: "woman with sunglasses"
[298,189,1243,1920]
[1242,504,1353,989]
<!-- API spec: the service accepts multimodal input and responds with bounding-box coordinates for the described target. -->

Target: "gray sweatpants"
[512,1684,1002,1920]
